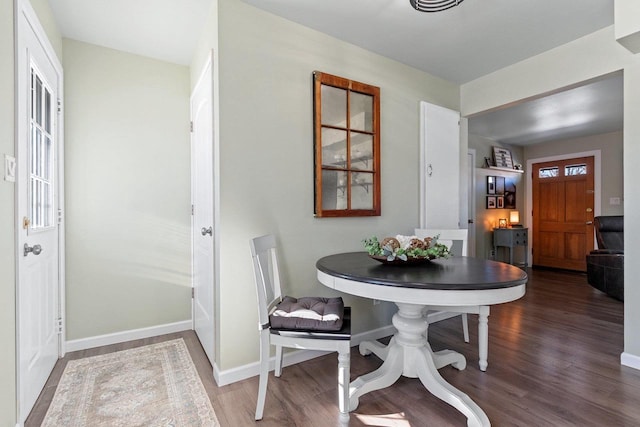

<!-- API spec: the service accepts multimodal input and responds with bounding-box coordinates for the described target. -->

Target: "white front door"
[191,54,216,366]
[16,0,64,422]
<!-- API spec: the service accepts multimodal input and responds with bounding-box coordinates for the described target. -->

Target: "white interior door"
[420,101,460,229]
[191,54,216,366]
[16,0,64,422]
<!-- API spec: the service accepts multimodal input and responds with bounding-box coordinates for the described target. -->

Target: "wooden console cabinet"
[493,228,528,267]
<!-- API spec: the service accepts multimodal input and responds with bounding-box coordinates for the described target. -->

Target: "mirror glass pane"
[350,132,373,171]
[321,85,347,128]
[351,172,373,210]
[35,75,43,126]
[321,170,348,210]
[321,128,347,168]
[350,92,373,132]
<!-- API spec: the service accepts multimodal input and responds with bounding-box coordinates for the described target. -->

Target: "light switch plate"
[4,154,16,182]
[609,197,621,206]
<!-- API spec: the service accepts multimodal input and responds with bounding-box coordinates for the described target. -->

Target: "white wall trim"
[65,320,192,353]
[621,352,640,371]
[525,150,602,266]
[214,324,396,386]
[467,148,477,257]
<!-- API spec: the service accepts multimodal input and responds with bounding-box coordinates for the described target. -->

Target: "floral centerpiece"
[363,234,451,263]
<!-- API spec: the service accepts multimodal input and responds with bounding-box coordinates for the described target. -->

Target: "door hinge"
[58,208,63,224]
[57,99,62,114]
[191,204,194,215]
[190,121,193,132]
[191,288,195,298]
[57,317,63,334]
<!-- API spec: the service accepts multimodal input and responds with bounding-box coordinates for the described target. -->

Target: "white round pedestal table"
[316,252,527,427]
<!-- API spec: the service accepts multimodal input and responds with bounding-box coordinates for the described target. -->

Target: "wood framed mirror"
[313,71,381,217]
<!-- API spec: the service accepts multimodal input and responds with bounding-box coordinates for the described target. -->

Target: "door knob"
[201,226,212,236]
[586,221,593,225]
[24,243,42,257]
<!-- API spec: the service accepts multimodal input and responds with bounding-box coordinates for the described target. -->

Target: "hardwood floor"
[27,268,640,426]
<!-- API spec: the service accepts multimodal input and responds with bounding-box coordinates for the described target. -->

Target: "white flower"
[395,234,418,250]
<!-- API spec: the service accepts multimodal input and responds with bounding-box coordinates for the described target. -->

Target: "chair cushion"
[270,296,344,331]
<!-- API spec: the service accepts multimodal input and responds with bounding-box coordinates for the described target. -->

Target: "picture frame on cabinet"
[487,176,496,194]
[486,196,497,209]
[495,176,505,195]
[505,178,516,209]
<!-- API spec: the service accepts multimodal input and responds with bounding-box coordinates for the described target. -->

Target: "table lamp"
[509,211,521,227]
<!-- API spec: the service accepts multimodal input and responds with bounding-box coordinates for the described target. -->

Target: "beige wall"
[191,0,218,89]
[615,0,640,52]
[28,0,62,59]
[0,0,16,424]
[193,0,460,370]
[524,131,624,216]
[63,39,192,340]
[461,26,640,360]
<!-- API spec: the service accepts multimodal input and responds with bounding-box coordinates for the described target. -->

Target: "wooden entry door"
[532,156,594,271]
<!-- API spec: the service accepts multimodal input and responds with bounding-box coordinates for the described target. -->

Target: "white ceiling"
[48,0,622,145]
[49,0,212,65]
[243,0,614,84]
[469,73,624,145]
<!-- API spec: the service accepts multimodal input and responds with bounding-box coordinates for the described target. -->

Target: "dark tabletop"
[317,252,528,291]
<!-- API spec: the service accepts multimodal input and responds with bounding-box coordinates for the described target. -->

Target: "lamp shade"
[509,211,520,224]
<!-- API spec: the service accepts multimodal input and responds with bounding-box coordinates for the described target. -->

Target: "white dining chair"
[250,234,352,422]
[414,228,471,341]
[415,229,492,371]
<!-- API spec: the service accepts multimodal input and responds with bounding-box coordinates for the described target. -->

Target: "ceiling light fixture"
[410,0,465,13]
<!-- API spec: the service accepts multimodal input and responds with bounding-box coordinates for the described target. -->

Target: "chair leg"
[275,345,283,377]
[255,331,270,420]
[461,313,469,343]
[337,347,351,423]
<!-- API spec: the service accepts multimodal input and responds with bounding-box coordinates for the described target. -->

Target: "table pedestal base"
[352,303,490,427]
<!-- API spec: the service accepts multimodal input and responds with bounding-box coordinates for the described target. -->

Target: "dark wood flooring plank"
[26,268,640,426]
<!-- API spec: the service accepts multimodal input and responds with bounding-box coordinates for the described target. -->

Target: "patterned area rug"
[42,338,220,427]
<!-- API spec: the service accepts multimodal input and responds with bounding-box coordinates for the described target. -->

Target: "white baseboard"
[214,324,395,386]
[65,320,192,353]
[621,352,640,370]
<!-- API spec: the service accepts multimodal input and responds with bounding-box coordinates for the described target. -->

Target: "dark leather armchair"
[586,216,624,301]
